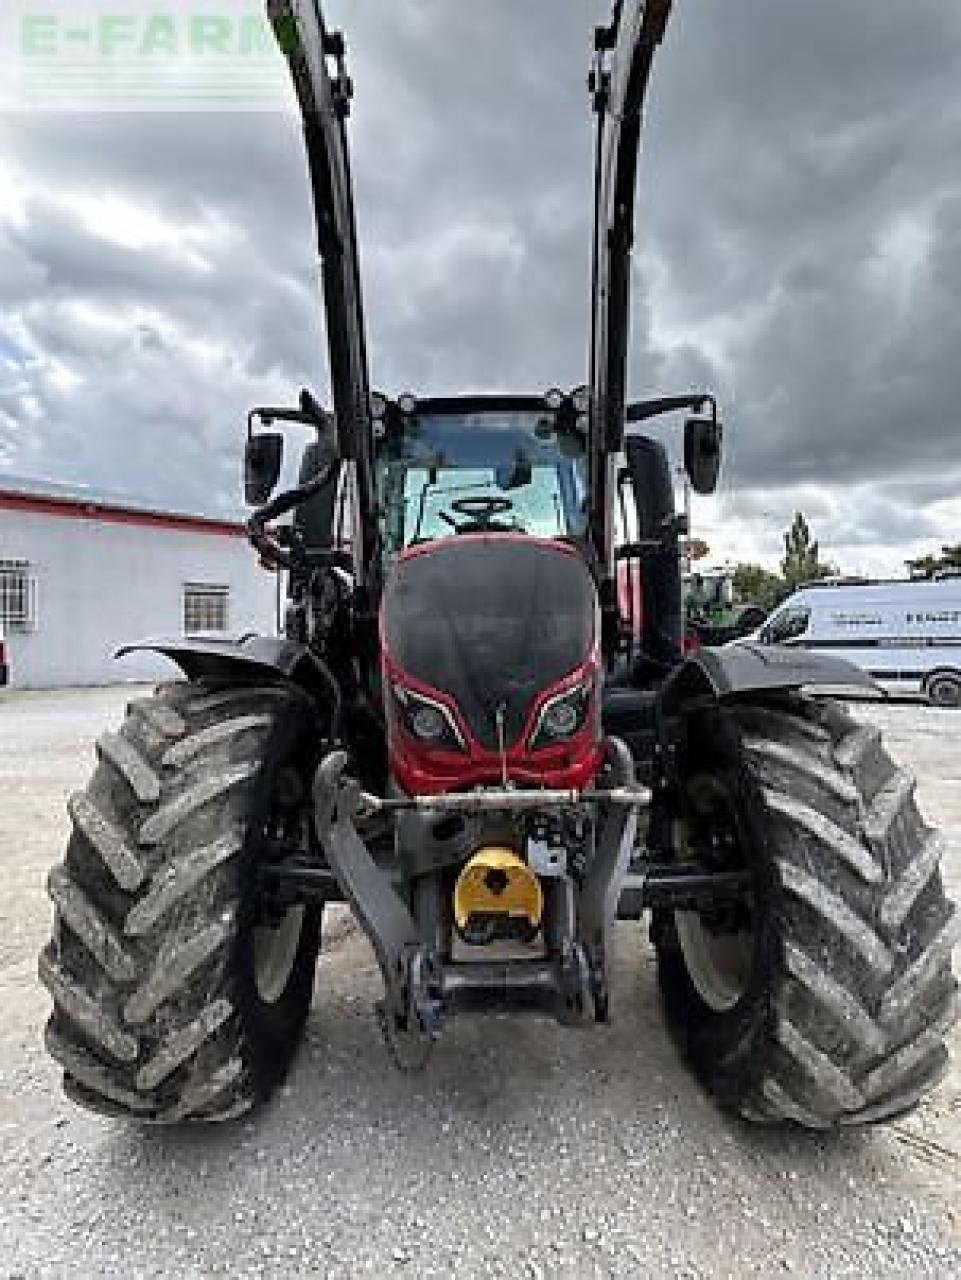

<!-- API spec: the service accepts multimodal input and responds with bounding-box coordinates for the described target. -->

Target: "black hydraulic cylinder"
[617,865,753,918]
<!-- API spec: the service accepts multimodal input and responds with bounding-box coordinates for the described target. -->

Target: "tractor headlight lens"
[529,681,592,750]
[540,700,580,738]
[410,705,447,742]
[393,685,465,751]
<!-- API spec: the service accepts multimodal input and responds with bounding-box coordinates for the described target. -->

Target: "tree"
[906,544,961,579]
[732,563,786,611]
[781,511,834,588]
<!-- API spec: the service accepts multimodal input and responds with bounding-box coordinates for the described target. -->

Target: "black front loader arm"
[269,0,676,584]
[266,1,377,582]
[588,0,674,564]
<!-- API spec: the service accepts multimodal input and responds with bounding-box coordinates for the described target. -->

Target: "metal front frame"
[267,1,679,602]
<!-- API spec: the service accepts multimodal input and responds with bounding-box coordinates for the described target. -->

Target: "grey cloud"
[634,0,961,499]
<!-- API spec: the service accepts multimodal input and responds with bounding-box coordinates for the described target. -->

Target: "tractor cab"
[372,392,601,796]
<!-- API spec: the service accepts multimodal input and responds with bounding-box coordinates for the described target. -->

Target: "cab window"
[376,408,587,559]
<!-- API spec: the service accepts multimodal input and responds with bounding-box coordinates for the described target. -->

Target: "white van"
[752,577,961,706]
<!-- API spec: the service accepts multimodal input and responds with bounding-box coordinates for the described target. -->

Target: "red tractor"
[41,0,957,1127]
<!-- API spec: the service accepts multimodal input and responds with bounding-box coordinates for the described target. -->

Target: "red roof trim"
[0,490,245,537]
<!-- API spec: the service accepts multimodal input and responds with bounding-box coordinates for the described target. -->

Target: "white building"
[0,477,278,688]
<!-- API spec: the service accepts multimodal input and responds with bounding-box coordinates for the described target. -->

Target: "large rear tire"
[40,680,324,1122]
[653,697,959,1127]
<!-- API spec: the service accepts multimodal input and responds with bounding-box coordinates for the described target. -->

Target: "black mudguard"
[660,642,879,713]
[116,635,341,719]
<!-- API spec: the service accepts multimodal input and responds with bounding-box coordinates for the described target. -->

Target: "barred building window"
[183,584,229,635]
[0,559,37,629]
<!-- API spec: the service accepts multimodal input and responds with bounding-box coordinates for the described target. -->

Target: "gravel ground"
[0,686,959,1279]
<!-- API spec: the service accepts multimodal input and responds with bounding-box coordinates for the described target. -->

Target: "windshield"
[762,605,811,644]
[376,408,588,557]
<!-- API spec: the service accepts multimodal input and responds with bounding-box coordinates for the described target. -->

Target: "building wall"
[0,507,278,688]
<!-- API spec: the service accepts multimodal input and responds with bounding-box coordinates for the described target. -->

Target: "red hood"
[380,535,604,794]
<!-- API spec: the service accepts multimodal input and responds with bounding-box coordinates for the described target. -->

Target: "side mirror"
[684,417,723,495]
[245,433,283,505]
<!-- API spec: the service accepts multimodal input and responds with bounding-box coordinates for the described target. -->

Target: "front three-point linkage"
[313,753,444,1070]
[313,746,652,1062]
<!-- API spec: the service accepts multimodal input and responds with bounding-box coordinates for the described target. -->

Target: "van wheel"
[925,671,961,708]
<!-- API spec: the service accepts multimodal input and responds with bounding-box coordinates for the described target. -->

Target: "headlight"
[529,680,593,750]
[411,704,447,741]
[393,685,465,751]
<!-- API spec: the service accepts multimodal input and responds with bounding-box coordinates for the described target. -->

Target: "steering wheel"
[439,495,517,533]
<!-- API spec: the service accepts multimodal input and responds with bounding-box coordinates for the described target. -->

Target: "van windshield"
[762,605,811,644]
[376,409,588,557]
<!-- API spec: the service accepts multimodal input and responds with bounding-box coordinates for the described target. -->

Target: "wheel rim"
[674,911,754,1012]
[674,776,755,1013]
[254,906,305,1003]
[928,676,961,708]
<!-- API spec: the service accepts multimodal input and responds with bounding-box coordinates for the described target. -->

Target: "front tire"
[40,680,324,1122]
[653,697,959,1128]
[924,670,961,709]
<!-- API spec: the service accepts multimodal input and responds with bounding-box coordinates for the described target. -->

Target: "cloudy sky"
[1,0,960,575]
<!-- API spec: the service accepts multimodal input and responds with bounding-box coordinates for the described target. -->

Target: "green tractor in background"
[684,567,768,648]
